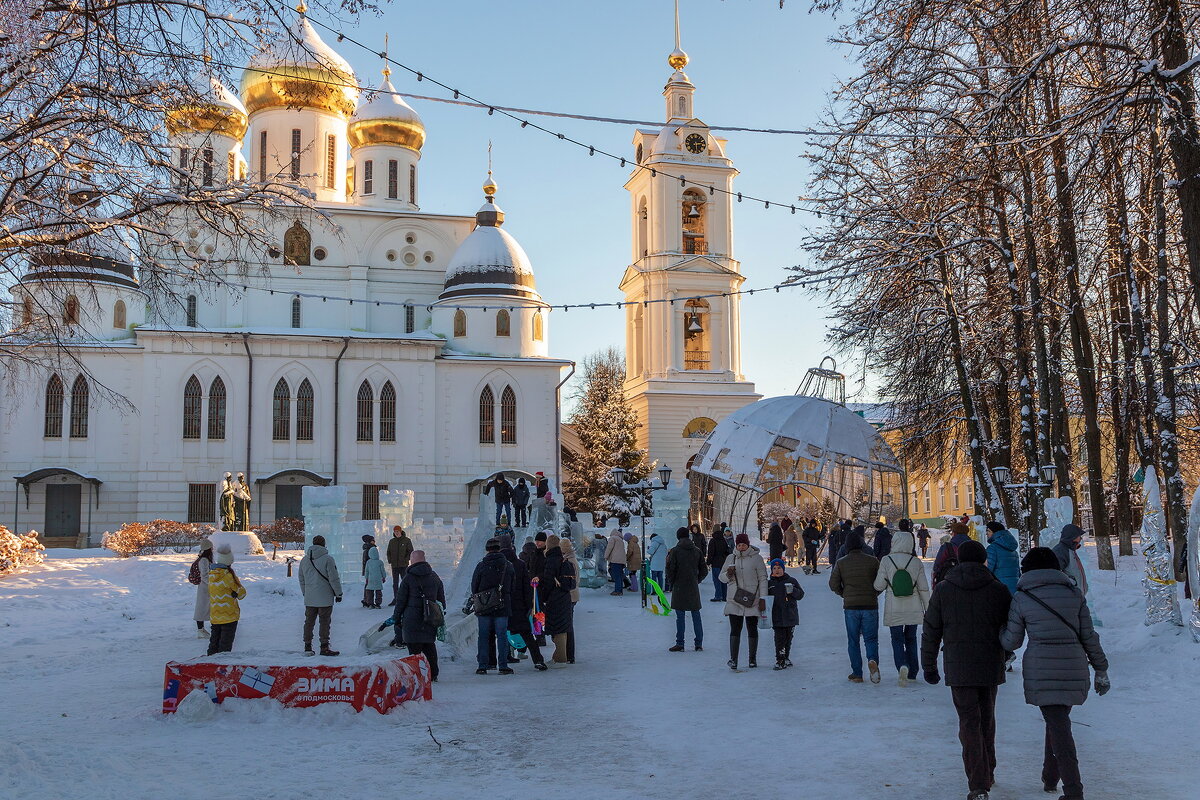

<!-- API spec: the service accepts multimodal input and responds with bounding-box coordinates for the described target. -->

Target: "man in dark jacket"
[872,520,893,559]
[386,526,414,606]
[921,540,1013,800]
[501,541,545,670]
[802,521,822,574]
[827,520,849,566]
[483,474,513,526]
[1052,524,1089,596]
[470,538,515,675]
[393,550,444,680]
[511,478,531,529]
[933,522,973,585]
[666,528,707,652]
[828,529,882,683]
[766,522,785,562]
[706,525,731,602]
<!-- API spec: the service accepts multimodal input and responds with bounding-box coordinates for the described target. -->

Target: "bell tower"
[620,1,759,477]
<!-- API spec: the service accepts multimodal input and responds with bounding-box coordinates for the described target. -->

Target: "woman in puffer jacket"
[719,533,768,669]
[872,529,930,685]
[985,521,1020,594]
[1000,547,1109,800]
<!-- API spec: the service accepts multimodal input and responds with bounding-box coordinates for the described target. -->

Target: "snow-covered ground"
[2,544,1196,799]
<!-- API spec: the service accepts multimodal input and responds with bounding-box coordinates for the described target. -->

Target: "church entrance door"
[45,484,81,540]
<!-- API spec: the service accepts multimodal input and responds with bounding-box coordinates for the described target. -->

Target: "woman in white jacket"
[719,533,768,670]
[872,529,929,685]
[192,539,213,638]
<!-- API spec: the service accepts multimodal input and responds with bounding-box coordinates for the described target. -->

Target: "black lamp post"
[609,464,672,608]
[991,464,1057,551]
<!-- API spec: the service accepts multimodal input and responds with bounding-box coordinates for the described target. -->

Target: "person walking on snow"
[1052,524,1089,596]
[206,544,246,655]
[1000,547,1108,800]
[707,523,731,602]
[766,521,785,562]
[393,549,444,681]
[666,527,706,652]
[299,535,343,657]
[767,558,803,669]
[720,533,768,670]
[540,534,576,667]
[625,532,643,591]
[985,521,1020,595]
[471,538,515,675]
[362,546,386,609]
[511,477,531,528]
[828,529,882,683]
[802,520,822,574]
[921,540,1013,800]
[386,525,414,606]
[917,523,932,557]
[502,540,545,670]
[689,523,707,562]
[191,538,213,638]
[783,521,799,565]
[872,520,893,559]
[560,537,581,663]
[646,532,668,590]
[873,528,930,686]
[933,522,973,586]
[605,528,627,595]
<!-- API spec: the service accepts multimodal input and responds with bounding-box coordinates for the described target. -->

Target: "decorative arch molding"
[361,220,454,265]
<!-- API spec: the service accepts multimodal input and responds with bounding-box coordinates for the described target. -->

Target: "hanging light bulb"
[687,312,703,333]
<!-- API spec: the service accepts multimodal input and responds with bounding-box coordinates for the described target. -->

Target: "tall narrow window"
[938,484,946,512]
[453,309,466,337]
[291,297,301,328]
[208,377,226,440]
[379,381,396,442]
[296,379,314,441]
[290,129,301,180]
[186,294,197,327]
[500,385,516,444]
[923,486,931,513]
[356,380,374,442]
[387,160,398,199]
[532,311,544,341]
[227,151,235,183]
[188,484,217,523]
[325,134,336,189]
[409,164,417,204]
[363,159,374,194]
[272,378,290,441]
[64,295,79,325]
[496,309,510,337]
[682,298,710,370]
[183,375,202,439]
[22,296,33,325]
[202,148,214,186]
[362,484,388,521]
[259,131,267,180]
[404,304,415,333]
[44,374,64,438]
[113,300,126,329]
[178,147,190,188]
[952,480,960,510]
[478,386,494,444]
[69,375,88,438]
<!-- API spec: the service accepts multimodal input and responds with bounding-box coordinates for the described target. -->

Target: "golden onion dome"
[240,14,358,117]
[166,75,248,140]
[347,77,425,152]
[668,48,689,70]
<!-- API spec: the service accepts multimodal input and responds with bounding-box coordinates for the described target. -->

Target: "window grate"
[387,160,398,199]
[296,379,314,441]
[183,375,202,439]
[404,304,415,333]
[69,375,88,438]
[188,483,216,523]
[272,378,290,441]
[363,159,373,194]
[500,385,516,444]
[356,381,374,442]
[259,131,267,180]
[325,134,336,189]
[362,485,388,520]
[380,382,396,442]
[208,377,226,440]
[44,374,64,438]
[290,129,301,180]
[479,386,494,444]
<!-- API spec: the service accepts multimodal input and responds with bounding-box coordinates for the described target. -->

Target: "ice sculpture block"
[302,486,354,587]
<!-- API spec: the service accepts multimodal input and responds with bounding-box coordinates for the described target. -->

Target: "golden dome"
[166,75,248,140]
[668,48,689,70]
[347,78,425,151]
[240,15,358,117]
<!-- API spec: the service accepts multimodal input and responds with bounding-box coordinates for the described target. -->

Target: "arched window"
[380,381,396,442]
[404,303,415,334]
[291,297,301,328]
[69,374,88,438]
[682,189,706,254]
[296,379,314,441]
[500,385,517,444]
[22,297,33,325]
[208,377,226,440]
[183,375,202,439]
[496,309,510,337]
[272,378,290,441]
[409,163,417,205]
[113,300,126,329]
[683,298,711,370]
[186,294,197,327]
[363,159,374,194]
[283,221,311,266]
[453,309,467,337]
[678,95,687,117]
[356,380,374,442]
[44,374,64,438]
[64,295,79,325]
[636,143,644,164]
[682,417,717,439]
[532,311,544,342]
[478,385,494,444]
[637,197,649,258]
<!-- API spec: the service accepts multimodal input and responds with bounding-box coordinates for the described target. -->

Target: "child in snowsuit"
[767,558,804,670]
[363,545,386,608]
[207,544,246,655]
[494,514,515,541]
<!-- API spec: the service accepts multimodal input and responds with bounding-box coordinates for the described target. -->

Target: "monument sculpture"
[220,472,236,531]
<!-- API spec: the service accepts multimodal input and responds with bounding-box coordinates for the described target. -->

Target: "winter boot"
[1042,782,1058,794]
[319,647,340,657]
[773,660,786,671]
[196,627,210,639]
[848,674,864,683]
[898,666,909,687]
[303,644,315,656]
[669,644,686,652]
[727,659,738,671]
[868,660,881,683]
[966,791,989,800]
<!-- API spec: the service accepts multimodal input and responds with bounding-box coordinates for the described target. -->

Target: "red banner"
[162,655,432,714]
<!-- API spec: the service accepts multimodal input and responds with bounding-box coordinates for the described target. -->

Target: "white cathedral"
[1,8,758,547]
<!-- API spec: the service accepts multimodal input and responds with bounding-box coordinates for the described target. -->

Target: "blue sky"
[321,0,858,401]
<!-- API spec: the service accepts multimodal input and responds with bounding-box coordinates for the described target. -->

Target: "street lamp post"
[991,464,1057,552]
[610,464,673,608]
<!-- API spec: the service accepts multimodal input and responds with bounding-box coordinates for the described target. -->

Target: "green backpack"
[888,555,917,598]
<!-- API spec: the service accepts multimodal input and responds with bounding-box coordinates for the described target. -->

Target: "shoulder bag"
[731,559,757,609]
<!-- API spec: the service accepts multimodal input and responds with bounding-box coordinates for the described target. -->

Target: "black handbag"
[731,563,757,608]
[469,563,506,615]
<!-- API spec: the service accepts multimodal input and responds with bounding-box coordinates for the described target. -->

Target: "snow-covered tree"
[562,347,650,522]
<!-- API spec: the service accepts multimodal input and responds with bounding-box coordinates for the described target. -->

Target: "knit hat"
[546,534,561,549]
[676,527,690,540]
[623,532,633,542]
[735,532,750,546]
[485,538,501,551]
[1022,547,1060,573]
[215,543,234,565]
[199,538,213,551]
[362,534,374,543]
[498,533,513,551]
[312,535,326,547]
[534,531,548,543]
[845,529,866,552]
[986,520,1005,533]
[769,558,785,570]
[959,540,988,564]
[536,471,544,477]
[410,550,427,564]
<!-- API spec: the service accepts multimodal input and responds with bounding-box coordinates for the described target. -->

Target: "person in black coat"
[688,523,706,562]
[706,524,731,602]
[502,543,545,670]
[470,539,515,674]
[828,521,849,566]
[921,540,1014,800]
[539,534,576,666]
[666,528,707,652]
[872,521,893,559]
[767,558,804,669]
[392,550,445,681]
[511,478,531,529]
[483,474,514,526]
[766,522,785,562]
[802,522,822,574]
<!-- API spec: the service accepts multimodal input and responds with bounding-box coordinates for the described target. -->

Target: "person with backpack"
[985,521,1020,595]
[393,549,444,681]
[511,477,531,528]
[665,527,706,652]
[873,528,930,686]
[190,538,213,638]
[706,523,731,602]
[921,540,1013,800]
[767,557,803,669]
[470,538,516,675]
[298,535,342,657]
[933,522,972,586]
[1000,547,1108,800]
[362,545,386,609]
[206,544,246,655]
[828,528,882,683]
